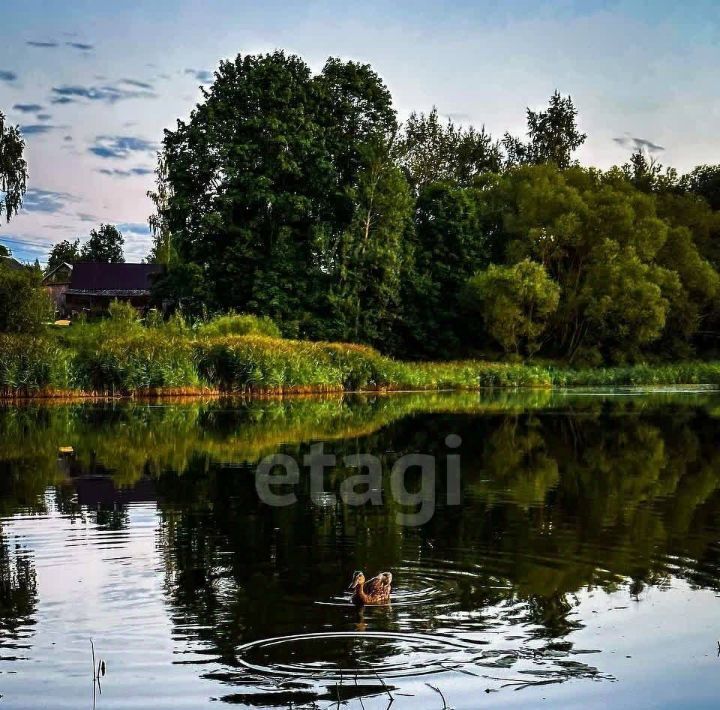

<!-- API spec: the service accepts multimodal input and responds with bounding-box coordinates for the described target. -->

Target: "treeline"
[46,224,125,272]
[4,53,720,366]
[144,52,720,364]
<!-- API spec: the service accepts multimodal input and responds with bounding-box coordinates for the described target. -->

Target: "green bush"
[0,264,52,334]
[197,313,282,339]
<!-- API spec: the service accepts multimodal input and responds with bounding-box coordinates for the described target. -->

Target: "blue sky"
[1,0,719,263]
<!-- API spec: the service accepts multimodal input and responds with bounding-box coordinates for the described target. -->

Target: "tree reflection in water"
[0,391,720,704]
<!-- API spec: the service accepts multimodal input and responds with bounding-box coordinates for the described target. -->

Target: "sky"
[1,0,719,263]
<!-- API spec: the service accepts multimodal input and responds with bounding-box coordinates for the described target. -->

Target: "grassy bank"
[3,312,720,397]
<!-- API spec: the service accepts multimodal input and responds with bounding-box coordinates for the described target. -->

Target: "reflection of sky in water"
[0,498,718,708]
[1,394,720,707]
[0,501,216,709]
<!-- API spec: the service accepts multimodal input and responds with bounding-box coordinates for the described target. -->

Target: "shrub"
[0,263,52,334]
[197,313,282,339]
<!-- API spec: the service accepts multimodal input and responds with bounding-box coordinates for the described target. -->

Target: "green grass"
[4,311,720,396]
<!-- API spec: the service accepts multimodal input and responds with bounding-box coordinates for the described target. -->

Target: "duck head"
[348,570,365,590]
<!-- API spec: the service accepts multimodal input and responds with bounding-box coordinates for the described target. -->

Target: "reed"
[3,320,720,398]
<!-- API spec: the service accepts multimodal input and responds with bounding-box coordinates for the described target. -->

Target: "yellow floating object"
[58,446,74,454]
[53,320,71,327]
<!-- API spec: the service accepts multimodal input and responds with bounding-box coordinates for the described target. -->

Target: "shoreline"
[1,381,719,401]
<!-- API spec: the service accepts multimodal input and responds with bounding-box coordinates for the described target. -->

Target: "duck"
[348,570,392,606]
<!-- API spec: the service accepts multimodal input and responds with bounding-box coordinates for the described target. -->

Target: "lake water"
[1,390,719,708]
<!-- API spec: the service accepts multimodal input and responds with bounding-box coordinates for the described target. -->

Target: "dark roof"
[1,256,25,271]
[68,262,163,294]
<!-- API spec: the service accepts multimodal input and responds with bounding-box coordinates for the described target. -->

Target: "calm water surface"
[1,390,720,708]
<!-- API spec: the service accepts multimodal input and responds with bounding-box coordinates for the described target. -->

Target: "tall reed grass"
[3,314,720,397]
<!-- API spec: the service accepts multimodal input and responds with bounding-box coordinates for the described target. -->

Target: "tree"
[476,164,715,362]
[324,138,413,345]
[0,244,10,257]
[464,259,560,356]
[398,108,502,191]
[681,164,720,210]
[503,91,586,168]
[399,181,488,358]
[621,150,679,194]
[147,155,175,265]
[159,51,332,328]
[156,51,406,339]
[0,261,51,333]
[46,239,80,272]
[581,242,676,362]
[0,111,28,224]
[80,224,125,263]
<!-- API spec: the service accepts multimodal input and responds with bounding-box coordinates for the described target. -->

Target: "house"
[42,262,74,314]
[64,262,164,316]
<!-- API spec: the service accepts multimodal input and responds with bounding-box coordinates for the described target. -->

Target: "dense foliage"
[0,261,51,334]
[5,308,720,397]
[148,51,720,365]
[45,224,125,272]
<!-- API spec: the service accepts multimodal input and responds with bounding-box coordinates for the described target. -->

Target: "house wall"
[44,284,69,315]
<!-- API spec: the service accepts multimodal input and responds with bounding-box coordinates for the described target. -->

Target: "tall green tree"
[0,111,27,224]
[324,138,412,344]
[398,108,502,191]
[157,51,408,341]
[399,182,488,358]
[46,239,80,272]
[311,59,409,343]
[503,91,586,168]
[160,51,332,329]
[147,156,175,265]
[682,164,720,210]
[80,224,125,263]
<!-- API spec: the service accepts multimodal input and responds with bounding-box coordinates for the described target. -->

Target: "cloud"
[36,113,52,121]
[22,188,74,214]
[51,96,76,105]
[120,78,154,90]
[97,167,154,177]
[20,124,59,135]
[90,135,157,159]
[66,42,94,51]
[26,40,59,48]
[0,70,17,83]
[116,222,152,237]
[51,83,157,104]
[613,134,665,154]
[445,112,473,123]
[185,68,213,83]
[13,103,43,113]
